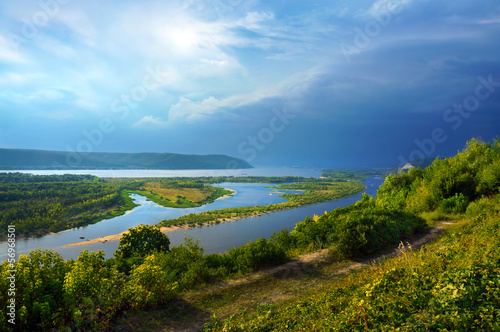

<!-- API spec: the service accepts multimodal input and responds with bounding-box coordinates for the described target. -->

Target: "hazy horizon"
[1,0,499,168]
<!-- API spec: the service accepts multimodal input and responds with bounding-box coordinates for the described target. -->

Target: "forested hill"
[0,148,253,170]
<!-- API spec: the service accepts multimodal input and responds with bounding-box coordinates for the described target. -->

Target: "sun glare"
[169,28,198,52]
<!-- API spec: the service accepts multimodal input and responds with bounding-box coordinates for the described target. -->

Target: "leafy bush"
[115,223,170,259]
[210,204,500,331]
[440,193,469,213]
[376,138,500,214]
[63,250,124,330]
[124,256,178,308]
[226,238,288,274]
[292,194,427,258]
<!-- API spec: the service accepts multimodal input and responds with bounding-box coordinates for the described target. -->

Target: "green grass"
[134,186,231,208]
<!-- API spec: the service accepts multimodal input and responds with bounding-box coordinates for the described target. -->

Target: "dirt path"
[164,224,446,332]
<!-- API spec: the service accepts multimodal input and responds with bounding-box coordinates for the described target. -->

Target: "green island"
[1,138,499,331]
[158,180,365,228]
[106,178,234,208]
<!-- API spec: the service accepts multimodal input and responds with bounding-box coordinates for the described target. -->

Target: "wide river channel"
[0,168,384,261]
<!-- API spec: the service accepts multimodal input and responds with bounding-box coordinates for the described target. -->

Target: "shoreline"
[64,206,295,248]
[65,185,367,248]
[216,188,237,200]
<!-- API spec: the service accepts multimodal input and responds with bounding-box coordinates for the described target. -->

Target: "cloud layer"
[0,0,499,167]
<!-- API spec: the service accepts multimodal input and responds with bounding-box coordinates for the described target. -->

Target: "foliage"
[124,255,178,308]
[440,192,469,213]
[0,173,136,238]
[63,250,124,330]
[291,193,427,257]
[205,138,500,331]
[115,224,170,259]
[6,139,500,330]
[376,138,500,214]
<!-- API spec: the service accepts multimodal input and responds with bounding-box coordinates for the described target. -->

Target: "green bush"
[124,256,178,308]
[440,193,469,213]
[292,194,427,258]
[226,238,288,274]
[115,223,170,259]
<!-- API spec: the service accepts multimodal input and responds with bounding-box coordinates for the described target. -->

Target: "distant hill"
[0,148,253,170]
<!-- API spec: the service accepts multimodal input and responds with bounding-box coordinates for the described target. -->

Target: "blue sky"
[1,0,499,167]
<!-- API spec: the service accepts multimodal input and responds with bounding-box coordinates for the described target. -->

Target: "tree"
[114,224,170,259]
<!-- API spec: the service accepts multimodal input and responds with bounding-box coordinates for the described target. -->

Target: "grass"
[114,249,354,331]
[127,185,230,208]
[142,181,215,202]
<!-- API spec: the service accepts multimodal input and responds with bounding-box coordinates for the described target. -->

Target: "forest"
[1,138,499,331]
[0,174,137,239]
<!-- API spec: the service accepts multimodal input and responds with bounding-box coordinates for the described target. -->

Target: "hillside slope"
[0,148,253,170]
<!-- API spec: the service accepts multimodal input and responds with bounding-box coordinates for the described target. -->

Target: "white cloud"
[0,35,24,62]
[477,16,500,25]
[168,96,221,122]
[162,67,321,123]
[132,115,168,128]
[0,72,33,84]
[368,0,414,15]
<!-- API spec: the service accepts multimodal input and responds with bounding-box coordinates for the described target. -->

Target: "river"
[0,168,384,260]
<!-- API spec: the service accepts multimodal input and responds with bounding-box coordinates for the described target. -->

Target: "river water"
[0,168,384,260]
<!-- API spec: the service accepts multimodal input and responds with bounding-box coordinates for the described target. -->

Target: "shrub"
[124,256,178,308]
[115,223,170,259]
[440,193,469,213]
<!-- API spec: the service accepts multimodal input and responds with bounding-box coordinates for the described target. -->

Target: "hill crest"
[0,148,253,170]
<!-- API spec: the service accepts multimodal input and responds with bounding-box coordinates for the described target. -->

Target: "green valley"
[1,138,499,331]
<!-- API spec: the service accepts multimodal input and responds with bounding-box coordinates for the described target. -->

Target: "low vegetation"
[109,178,232,208]
[203,138,500,331]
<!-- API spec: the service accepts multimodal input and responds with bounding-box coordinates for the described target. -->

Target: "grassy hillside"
[0,148,253,170]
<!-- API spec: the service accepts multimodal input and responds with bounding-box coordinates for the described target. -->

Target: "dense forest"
[1,138,499,331]
[0,174,137,239]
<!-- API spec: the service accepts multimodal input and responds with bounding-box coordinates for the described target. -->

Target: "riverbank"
[64,205,291,248]
[65,182,365,248]
[215,188,237,200]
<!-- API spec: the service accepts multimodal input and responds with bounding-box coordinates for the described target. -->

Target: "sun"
[169,28,198,53]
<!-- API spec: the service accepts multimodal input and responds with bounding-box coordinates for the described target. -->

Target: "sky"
[0,0,499,168]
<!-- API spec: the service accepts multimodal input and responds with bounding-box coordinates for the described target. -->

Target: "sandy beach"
[64,209,280,248]
[64,214,256,248]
